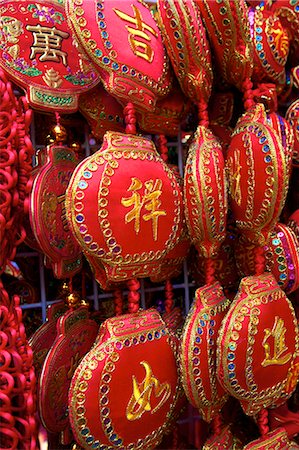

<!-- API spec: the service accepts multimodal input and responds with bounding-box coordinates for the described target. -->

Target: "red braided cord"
[164,279,174,314]
[254,245,265,275]
[242,77,255,110]
[197,100,209,128]
[124,102,137,135]
[205,258,216,285]
[127,279,140,313]
[257,408,269,436]
[114,288,123,316]
[212,413,223,436]
[157,134,168,163]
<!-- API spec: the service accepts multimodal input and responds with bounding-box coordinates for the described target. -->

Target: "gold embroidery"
[261,316,292,367]
[126,361,171,421]
[26,24,69,65]
[121,177,166,241]
[228,148,242,206]
[113,5,157,62]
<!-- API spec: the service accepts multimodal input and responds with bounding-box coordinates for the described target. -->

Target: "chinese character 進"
[113,5,158,62]
[126,361,171,421]
[261,316,292,367]
[121,177,166,241]
[26,24,69,65]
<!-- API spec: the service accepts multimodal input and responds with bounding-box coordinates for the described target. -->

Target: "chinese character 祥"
[121,177,166,241]
[261,316,292,367]
[113,5,158,62]
[26,24,69,65]
[126,361,171,421]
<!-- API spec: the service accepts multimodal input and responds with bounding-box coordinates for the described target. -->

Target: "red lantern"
[217,274,299,416]
[286,99,299,168]
[68,309,182,449]
[243,428,299,449]
[29,145,83,278]
[226,104,289,246]
[180,282,231,423]
[38,305,99,436]
[0,0,99,112]
[65,131,184,289]
[66,0,172,112]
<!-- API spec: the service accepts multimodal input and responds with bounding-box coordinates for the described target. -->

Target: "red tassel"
[124,102,137,135]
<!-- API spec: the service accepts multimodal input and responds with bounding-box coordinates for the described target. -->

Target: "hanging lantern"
[0,0,99,112]
[180,282,231,423]
[68,309,182,449]
[286,99,299,168]
[194,0,253,91]
[66,0,172,112]
[248,7,290,87]
[29,138,83,278]
[226,103,289,246]
[217,273,299,416]
[235,223,299,295]
[38,303,99,439]
[65,131,184,288]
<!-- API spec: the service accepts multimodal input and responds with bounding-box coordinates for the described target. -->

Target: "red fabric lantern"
[157,0,213,105]
[65,131,184,289]
[217,274,299,416]
[0,0,99,112]
[184,127,227,259]
[68,308,183,449]
[38,306,99,436]
[66,0,172,112]
[235,223,299,295]
[194,0,253,91]
[248,7,290,86]
[29,145,83,278]
[29,301,67,378]
[226,103,289,246]
[269,402,299,440]
[180,282,231,423]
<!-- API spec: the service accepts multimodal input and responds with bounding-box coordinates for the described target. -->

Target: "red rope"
[157,134,169,163]
[197,100,209,128]
[164,279,174,314]
[127,279,140,313]
[257,408,269,436]
[212,413,223,436]
[124,102,137,135]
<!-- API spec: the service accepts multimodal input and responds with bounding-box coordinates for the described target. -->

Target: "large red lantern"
[0,0,99,112]
[66,0,172,112]
[65,131,184,289]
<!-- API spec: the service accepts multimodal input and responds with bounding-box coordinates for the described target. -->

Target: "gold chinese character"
[227,149,242,206]
[113,5,158,62]
[126,361,171,421]
[121,177,166,241]
[26,24,69,65]
[261,316,292,367]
